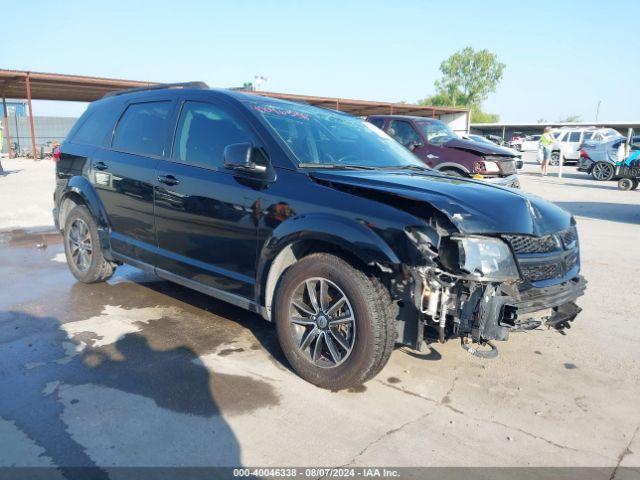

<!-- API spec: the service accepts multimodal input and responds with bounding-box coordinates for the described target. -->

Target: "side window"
[112,101,172,156]
[368,118,385,129]
[582,132,594,141]
[388,120,421,148]
[173,101,256,169]
[72,102,123,147]
[569,131,581,142]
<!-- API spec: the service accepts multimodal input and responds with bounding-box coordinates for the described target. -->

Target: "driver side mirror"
[223,143,268,175]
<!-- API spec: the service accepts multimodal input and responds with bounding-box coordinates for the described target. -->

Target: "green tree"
[471,108,500,123]
[419,47,505,122]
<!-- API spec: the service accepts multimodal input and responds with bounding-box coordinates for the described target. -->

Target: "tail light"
[53,148,60,162]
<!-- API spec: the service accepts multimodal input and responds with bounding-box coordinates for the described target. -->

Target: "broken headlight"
[439,235,520,282]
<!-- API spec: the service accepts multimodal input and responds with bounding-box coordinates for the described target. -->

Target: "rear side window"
[172,101,257,169]
[569,132,581,142]
[112,101,172,156]
[368,118,385,129]
[72,102,123,147]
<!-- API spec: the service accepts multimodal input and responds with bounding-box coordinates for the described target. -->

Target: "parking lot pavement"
[0,156,639,476]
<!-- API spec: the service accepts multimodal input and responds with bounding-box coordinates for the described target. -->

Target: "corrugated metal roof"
[0,69,469,118]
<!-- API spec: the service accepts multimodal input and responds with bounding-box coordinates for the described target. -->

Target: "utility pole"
[595,100,601,122]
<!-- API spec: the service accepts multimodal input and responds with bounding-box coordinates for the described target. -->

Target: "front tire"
[63,205,115,283]
[591,162,615,181]
[274,253,396,390]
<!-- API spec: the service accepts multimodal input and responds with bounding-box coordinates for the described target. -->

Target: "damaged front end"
[399,225,587,357]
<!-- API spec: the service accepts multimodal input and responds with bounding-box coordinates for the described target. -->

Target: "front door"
[385,119,433,164]
[154,99,264,300]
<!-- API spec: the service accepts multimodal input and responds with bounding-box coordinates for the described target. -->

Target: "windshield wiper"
[378,165,430,172]
[298,163,378,170]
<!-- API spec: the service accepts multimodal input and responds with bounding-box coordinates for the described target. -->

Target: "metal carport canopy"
[0,68,469,158]
[0,69,468,116]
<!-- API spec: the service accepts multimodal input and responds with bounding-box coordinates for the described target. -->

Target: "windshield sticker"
[252,104,310,121]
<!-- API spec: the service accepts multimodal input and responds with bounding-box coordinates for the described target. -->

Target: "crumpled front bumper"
[512,275,587,316]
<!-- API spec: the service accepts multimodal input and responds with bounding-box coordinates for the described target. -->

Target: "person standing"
[539,127,554,176]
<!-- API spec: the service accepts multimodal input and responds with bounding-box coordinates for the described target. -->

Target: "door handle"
[93,161,108,171]
[157,174,180,186]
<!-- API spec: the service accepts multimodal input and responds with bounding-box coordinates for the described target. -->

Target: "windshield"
[249,101,427,169]
[469,135,495,146]
[415,120,458,146]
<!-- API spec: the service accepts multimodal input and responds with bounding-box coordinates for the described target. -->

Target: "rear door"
[153,97,264,299]
[564,131,582,160]
[92,98,176,264]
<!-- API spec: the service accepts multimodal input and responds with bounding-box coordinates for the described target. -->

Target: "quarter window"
[172,101,256,169]
[112,101,172,156]
[72,103,123,147]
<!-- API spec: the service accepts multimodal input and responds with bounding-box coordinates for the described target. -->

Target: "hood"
[443,137,515,157]
[311,170,572,236]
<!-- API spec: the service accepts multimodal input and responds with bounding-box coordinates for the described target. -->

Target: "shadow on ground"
[554,201,640,225]
[0,275,285,479]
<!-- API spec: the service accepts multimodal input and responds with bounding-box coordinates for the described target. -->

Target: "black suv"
[54,83,586,389]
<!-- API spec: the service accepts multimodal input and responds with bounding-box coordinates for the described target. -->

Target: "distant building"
[471,121,640,141]
[3,99,28,117]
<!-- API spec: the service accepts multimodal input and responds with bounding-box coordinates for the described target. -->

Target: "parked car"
[54,83,586,389]
[366,115,519,188]
[520,135,541,152]
[578,135,640,181]
[547,127,598,166]
[462,134,523,169]
[509,133,524,151]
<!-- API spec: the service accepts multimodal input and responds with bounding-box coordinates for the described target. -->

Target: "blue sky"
[3,0,639,122]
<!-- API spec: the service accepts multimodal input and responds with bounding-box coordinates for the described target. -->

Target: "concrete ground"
[0,155,639,478]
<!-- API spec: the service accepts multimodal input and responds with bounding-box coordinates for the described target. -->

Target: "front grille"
[520,263,563,282]
[503,234,560,254]
[503,227,580,284]
[559,227,578,249]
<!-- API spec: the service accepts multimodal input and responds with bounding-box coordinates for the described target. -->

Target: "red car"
[367,115,520,188]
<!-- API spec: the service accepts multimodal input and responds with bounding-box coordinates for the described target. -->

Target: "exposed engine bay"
[395,225,587,358]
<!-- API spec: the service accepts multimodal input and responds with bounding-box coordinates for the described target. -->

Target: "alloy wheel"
[289,277,356,368]
[592,163,613,181]
[68,218,93,272]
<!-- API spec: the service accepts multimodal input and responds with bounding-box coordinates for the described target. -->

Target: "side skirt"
[112,252,267,319]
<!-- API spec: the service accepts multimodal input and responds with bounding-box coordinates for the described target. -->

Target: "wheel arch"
[257,215,401,320]
[58,176,110,231]
[434,162,471,176]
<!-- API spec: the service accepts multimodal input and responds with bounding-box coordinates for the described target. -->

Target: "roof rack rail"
[103,81,209,98]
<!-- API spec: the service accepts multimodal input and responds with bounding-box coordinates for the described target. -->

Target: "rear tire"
[550,151,561,166]
[274,253,396,390]
[591,162,615,181]
[63,205,115,283]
